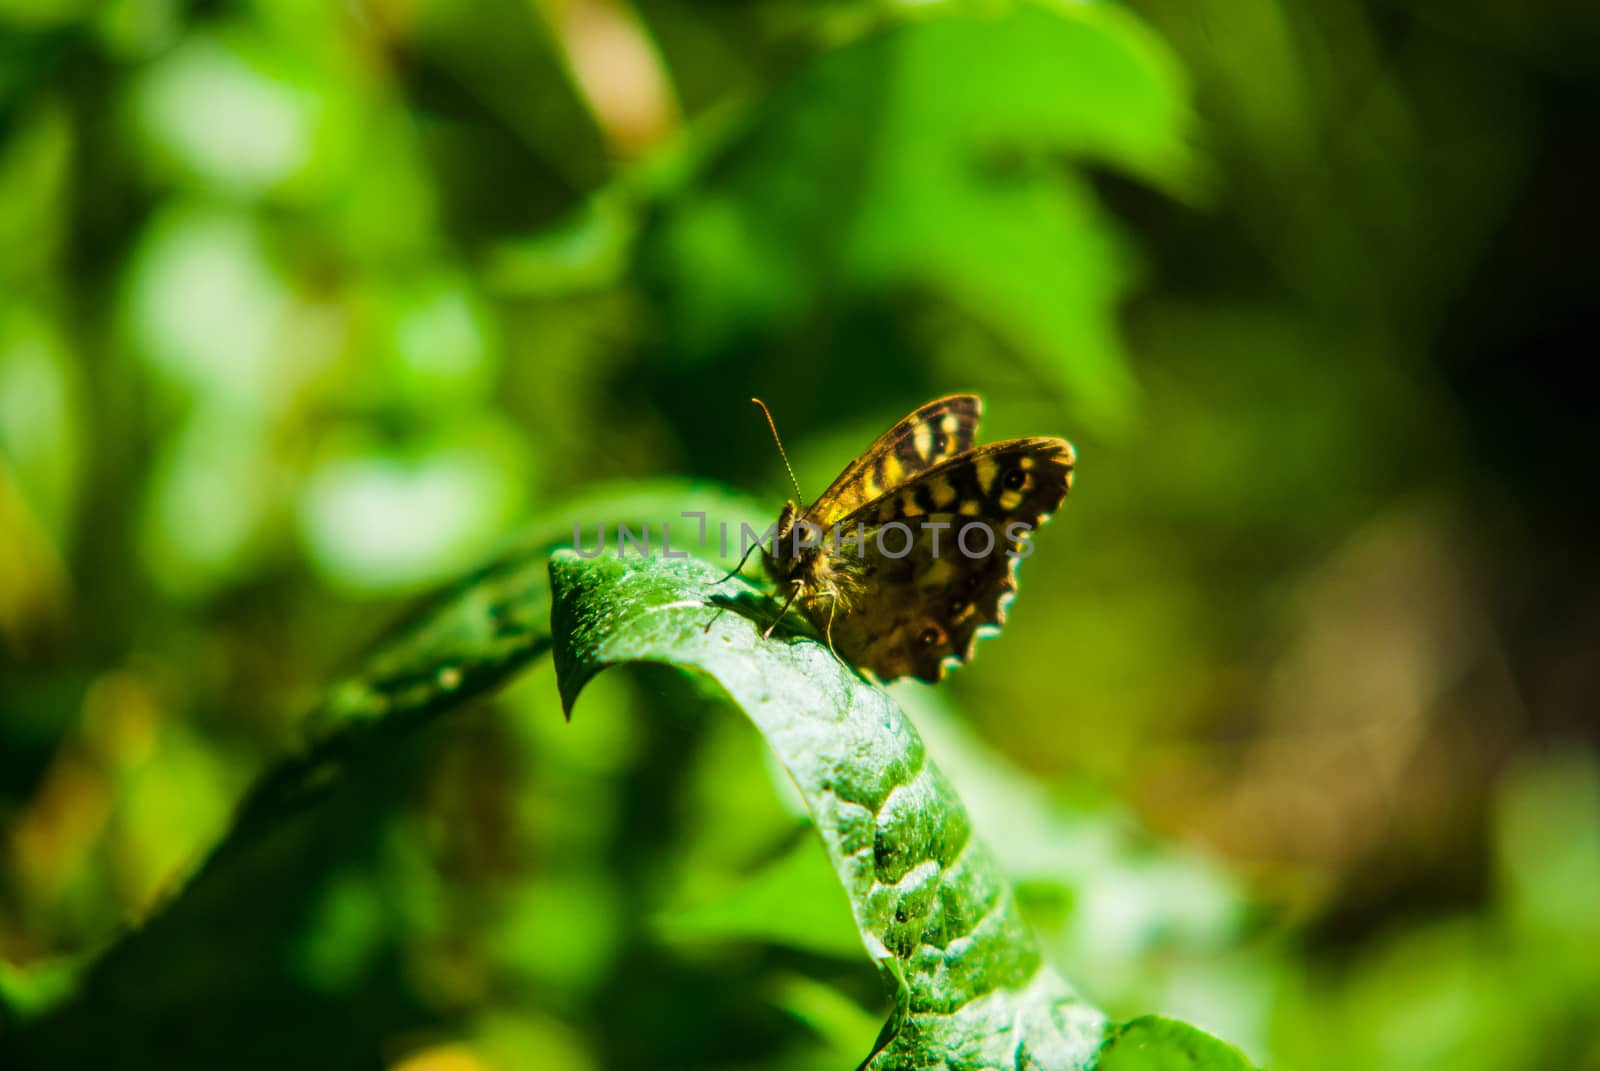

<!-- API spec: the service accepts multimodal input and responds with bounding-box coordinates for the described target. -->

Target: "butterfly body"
[756,395,1074,683]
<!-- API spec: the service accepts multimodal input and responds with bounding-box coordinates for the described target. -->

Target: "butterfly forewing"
[803,394,982,527]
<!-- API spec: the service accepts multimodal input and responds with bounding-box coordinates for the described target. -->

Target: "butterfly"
[732,395,1075,682]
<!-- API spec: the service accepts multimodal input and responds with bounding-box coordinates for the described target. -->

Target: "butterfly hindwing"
[806,438,1074,682]
[818,517,1010,682]
[804,394,982,527]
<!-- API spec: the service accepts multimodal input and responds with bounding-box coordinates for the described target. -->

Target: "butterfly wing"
[806,438,1074,682]
[803,395,982,527]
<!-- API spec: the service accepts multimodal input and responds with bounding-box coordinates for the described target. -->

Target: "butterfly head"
[764,501,806,573]
[774,500,798,542]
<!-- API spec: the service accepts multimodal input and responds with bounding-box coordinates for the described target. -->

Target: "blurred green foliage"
[2,0,1598,1067]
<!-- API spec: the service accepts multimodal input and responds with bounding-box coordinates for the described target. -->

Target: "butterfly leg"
[716,540,762,583]
[761,581,803,640]
[701,606,728,633]
[822,590,842,663]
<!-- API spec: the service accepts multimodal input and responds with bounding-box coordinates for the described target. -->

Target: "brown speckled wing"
[808,438,1074,682]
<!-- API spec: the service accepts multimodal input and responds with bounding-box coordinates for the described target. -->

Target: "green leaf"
[1093,1016,1259,1071]
[549,549,1108,1069]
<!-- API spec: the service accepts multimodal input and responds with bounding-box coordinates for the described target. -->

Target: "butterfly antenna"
[752,398,805,504]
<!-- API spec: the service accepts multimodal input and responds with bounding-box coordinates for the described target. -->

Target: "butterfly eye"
[917,625,943,648]
[1002,468,1027,491]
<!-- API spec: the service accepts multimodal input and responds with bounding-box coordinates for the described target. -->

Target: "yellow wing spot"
[959,499,983,517]
[873,458,905,496]
[941,413,959,435]
[997,489,1024,511]
[900,488,923,516]
[913,421,933,458]
[919,559,955,586]
[930,478,957,509]
[1019,456,1036,470]
[976,456,998,492]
